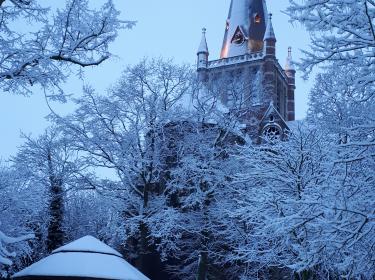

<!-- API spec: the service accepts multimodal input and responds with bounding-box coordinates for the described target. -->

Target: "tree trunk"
[46,176,64,252]
[294,270,313,280]
[46,151,64,252]
[196,252,208,280]
[138,221,148,269]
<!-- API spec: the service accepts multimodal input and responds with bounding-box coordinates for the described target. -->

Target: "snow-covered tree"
[308,64,375,143]
[227,77,374,278]
[133,75,251,279]
[12,128,88,253]
[228,123,330,279]
[0,0,133,99]
[286,1,375,277]
[306,65,375,278]
[0,229,33,278]
[287,0,375,92]
[63,188,124,246]
[0,164,35,277]
[54,58,193,278]
[149,121,243,280]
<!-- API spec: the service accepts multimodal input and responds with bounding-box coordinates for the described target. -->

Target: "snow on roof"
[13,236,150,280]
[260,102,287,126]
[52,235,122,258]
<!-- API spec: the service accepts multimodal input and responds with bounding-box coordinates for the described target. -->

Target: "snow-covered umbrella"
[12,236,150,280]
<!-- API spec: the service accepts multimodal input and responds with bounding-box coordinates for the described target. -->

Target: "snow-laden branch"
[0,229,34,273]
[0,0,134,97]
[287,0,375,92]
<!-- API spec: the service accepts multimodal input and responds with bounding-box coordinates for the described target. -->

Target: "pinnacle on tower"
[264,13,276,41]
[197,28,209,55]
[263,13,276,56]
[197,28,209,71]
[285,47,295,71]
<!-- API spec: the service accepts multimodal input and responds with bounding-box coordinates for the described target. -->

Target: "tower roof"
[264,13,276,41]
[197,28,209,55]
[220,0,268,58]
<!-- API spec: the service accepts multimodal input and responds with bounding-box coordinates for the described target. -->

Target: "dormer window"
[254,14,261,23]
[231,26,245,45]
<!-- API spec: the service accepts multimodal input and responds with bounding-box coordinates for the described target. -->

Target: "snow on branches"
[0,0,134,98]
[0,229,33,277]
[286,1,375,278]
[287,0,375,91]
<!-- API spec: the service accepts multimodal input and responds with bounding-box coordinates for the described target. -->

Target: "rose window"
[262,125,281,142]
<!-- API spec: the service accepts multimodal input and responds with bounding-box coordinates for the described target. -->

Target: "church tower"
[196,0,296,142]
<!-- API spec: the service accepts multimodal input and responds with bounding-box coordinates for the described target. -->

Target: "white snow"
[13,236,150,280]
[52,235,122,257]
[208,52,264,69]
[0,230,34,272]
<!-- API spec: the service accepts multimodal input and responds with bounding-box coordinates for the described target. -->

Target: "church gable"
[259,103,289,142]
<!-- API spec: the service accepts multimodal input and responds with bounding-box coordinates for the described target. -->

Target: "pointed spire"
[197,28,209,72]
[221,0,268,58]
[285,47,295,71]
[264,13,276,41]
[197,28,209,55]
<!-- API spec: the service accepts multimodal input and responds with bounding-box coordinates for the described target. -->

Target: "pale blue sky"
[0,0,312,159]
